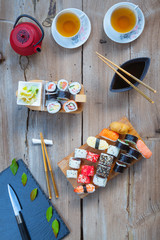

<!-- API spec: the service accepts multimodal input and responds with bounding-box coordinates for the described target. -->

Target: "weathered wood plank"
[82,0,130,239]
[0,22,28,170]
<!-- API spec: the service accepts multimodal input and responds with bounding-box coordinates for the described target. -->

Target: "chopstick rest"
[32,138,53,145]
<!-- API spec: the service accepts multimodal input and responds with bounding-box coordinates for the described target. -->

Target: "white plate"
[103,2,145,43]
[51,8,91,49]
[17,81,42,106]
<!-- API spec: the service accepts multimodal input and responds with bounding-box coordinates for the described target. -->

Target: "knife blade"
[8,184,31,240]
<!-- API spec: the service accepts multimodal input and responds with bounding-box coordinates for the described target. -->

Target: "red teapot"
[10,14,44,56]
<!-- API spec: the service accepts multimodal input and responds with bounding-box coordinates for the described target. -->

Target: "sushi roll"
[63,100,78,112]
[113,162,126,173]
[69,82,81,95]
[96,164,110,178]
[93,174,107,187]
[136,139,152,159]
[125,134,138,145]
[128,146,141,160]
[74,148,87,159]
[87,137,109,150]
[118,153,133,165]
[45,92,58,101]
[110,121,130,134]
[45,82,57,92]
[47,101,61,114]
[74,184,95,194]
[69,158,81,169]
[107,145,120,157]
[99,128,119,142]
[66,170,78,179]
[86,151,100,163]
[99,153,114,167]
[57,79,68,91]
[77,174,90,184]
[57,91,71,101]
[116,139,129,151]
[81,165,94,177]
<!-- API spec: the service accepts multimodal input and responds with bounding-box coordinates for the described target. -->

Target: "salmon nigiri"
[99,128,119,142]
[74,184,95,194]
[136,140,152,159]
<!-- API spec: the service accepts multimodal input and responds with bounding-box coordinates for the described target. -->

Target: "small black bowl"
[110,57,150,92]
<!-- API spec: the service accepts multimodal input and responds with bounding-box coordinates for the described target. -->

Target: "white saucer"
[103,2,145,43]
[51,8,91,49]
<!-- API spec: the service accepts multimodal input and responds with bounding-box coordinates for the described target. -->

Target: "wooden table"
[0,1,160,239]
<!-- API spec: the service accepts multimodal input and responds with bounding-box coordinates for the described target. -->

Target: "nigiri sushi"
[74,184,95,194]
[136,139,152,159]
[87,136,109,150]
[99,128,119,142]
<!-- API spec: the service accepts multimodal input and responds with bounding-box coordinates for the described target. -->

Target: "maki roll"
[66,170,78,179]
[47,101,61,114]
[69,82,81,95]
[45,92,58,101]
[87,137,109,150]
[93,174,107,187]
[99,128,119,142]
[96,164,109,178]
[118,153,133,165]
[107,145,120,157]
[45,82,57,92]
[113,162,126,173]
[74,184,95,194]
[125,134,138,145]
[57,91,71,101]
[116,139,129,151]
[110,121,130,134]
[77,174,90,184]
[128,146,141,160]
[57,79,68,91]
[99,153,114,167]
[86,151,100,163]
[63,100,78,112]
[136,139,152,159]
[74,148,87,159]
[81,165,94,176]
[69,158,81,169]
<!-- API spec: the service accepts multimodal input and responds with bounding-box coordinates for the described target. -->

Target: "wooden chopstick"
[96,52,156,93]
[40,133,59,199]
[40,132,52,199]
[97,55,154,104]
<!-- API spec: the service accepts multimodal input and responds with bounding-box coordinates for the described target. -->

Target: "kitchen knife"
[7,184,31,240]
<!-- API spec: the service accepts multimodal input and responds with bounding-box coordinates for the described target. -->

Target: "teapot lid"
[11,23,34,48]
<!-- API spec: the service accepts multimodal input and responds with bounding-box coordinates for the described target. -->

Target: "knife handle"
[16,212,31,240]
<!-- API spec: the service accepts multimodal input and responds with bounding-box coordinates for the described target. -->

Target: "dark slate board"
[0,159,70,240]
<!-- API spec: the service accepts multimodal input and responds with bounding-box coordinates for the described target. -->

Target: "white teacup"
[107,3,139,34]
[52,8,84,40]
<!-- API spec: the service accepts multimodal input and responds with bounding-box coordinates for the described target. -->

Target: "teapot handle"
[13,14,44,47]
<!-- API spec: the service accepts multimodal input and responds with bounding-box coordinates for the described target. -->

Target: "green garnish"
[10,159,18,176]
[52,219,59,238]
[21,173,27,186]
[46,206,53,222]
[30,188,38,201]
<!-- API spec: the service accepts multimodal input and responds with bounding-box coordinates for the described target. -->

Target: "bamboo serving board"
[57,116,147,198]
[16,80,86,114]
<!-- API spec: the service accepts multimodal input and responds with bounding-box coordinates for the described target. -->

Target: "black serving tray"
[110,57,150,92]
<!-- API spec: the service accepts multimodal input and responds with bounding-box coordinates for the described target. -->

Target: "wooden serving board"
[16,80,86,114]
[57,116,146,198]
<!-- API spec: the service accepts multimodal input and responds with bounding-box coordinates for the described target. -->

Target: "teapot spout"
[34,45,41,53]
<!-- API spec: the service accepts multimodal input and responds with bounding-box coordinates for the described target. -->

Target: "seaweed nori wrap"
[128,146,141,159]
[125,134,138,145]
[116,139,129,151]
[118,153,133,165]
[113,162,126,173]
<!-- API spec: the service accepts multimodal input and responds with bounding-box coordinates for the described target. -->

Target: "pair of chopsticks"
[40,132,59,199]
[96,52,156,104]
